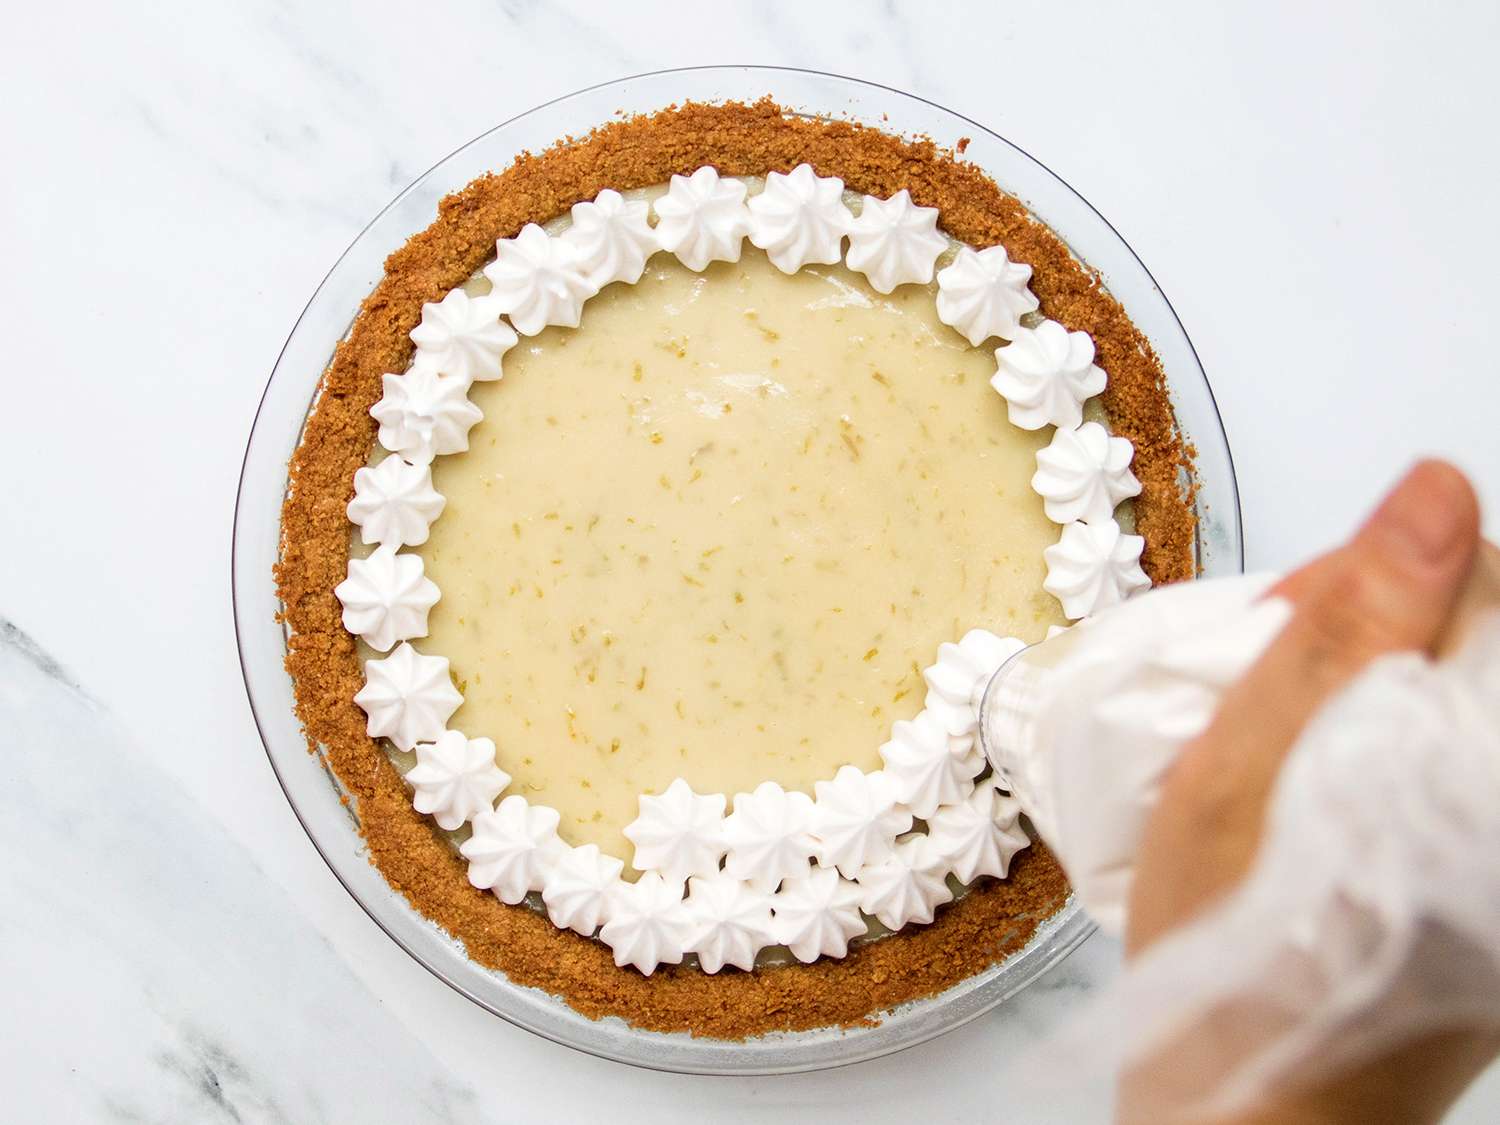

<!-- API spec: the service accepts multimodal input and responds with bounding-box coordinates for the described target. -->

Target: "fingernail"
[1370,462,1472,565]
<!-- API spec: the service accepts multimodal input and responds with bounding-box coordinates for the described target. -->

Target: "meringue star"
[1043,518,1151,620]
[845,189,948,293]
[722,780,816,891]
[854,839,954,930]
[346,455,445,548]
[924,784,1030,885]
[461,795,566,905]
[623,777,727,882]
[1032,421,1142,525]
[771,866,867,962]
[335,543,440,652]
[810,766,912,878]
[877,710,977,820]
[408,287,517,382]
[653,167,751,272]
[542,843,625,936]
[922,629,1027,738]
[598,871,691,975]
[482,222,594,336]
[683,872,776,973]
[563,188,659,289]
[371,364,483,465]
[747,163,851,273]
[935,244,1039,346]
[353,642,462,752]
[990,319,1107,431]
[405,730,509,831]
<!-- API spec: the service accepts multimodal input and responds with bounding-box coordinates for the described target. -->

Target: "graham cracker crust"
[273,98,1196,1038]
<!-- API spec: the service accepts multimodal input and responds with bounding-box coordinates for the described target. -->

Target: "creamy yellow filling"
[415,249,1064,863]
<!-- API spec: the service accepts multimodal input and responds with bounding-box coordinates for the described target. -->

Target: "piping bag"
[971,542,1500,1116]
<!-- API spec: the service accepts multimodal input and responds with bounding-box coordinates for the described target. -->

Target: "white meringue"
[721,781,816,891]
[598,871,691,975]
[990,319,1107,431]
[334,544,440,652]
[347,456,445,548]
[542,843,625,936]
[845,189,948,294]
[408,288,517,382]
[935,244,1039,346]
[955,739,987,781]
[1043,518,1152,620]
[371,365,483,466]
[925,783,1031,884]
[405,730,509,831]
[683,872,776,973]
[878,710,978,819]
[353,642,462,752]
[747,163,851,274]
[1032,421,1142,525]
[923,629,1028,737]
[771,866,868,963]
[622,778,727,882]
[460,795,565,905]
[482,223,594,336]
[855,840,954,930]
[563,189,659,290]
[810,766,913,878]
[652,167,751,272]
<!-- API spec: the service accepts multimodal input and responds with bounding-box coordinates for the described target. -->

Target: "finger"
[1264,459,1481,709]
[1194,460,1477,857]
[1265,546,1346,604]
[1202,460,1479,825]
[1269,459,1480,615]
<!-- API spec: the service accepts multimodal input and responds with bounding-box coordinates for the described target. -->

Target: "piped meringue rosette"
[337,165,1154,974]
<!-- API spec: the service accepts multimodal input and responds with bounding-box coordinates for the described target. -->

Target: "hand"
[1121,461,1489,1124]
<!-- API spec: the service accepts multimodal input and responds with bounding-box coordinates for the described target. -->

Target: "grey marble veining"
[0,624,488,1125]
[5,0,1500,1120]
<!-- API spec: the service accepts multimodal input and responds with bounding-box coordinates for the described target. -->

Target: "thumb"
[1267,459,1481,710]
[1207,459,1479,812]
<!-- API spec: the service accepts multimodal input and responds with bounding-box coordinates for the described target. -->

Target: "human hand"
[1122,460,1489,1124]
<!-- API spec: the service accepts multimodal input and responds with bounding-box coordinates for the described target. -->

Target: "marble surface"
[3,1,1498,1120]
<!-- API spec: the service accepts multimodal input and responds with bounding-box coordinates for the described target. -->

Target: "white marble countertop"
[4,2,1498,1120]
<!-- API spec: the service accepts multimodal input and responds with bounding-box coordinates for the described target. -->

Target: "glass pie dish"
[232,65,1243,1075]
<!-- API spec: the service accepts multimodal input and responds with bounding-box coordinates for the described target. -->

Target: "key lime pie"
[277,99,1195,1036]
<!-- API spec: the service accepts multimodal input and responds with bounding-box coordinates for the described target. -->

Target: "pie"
[276,98,1195,1037]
